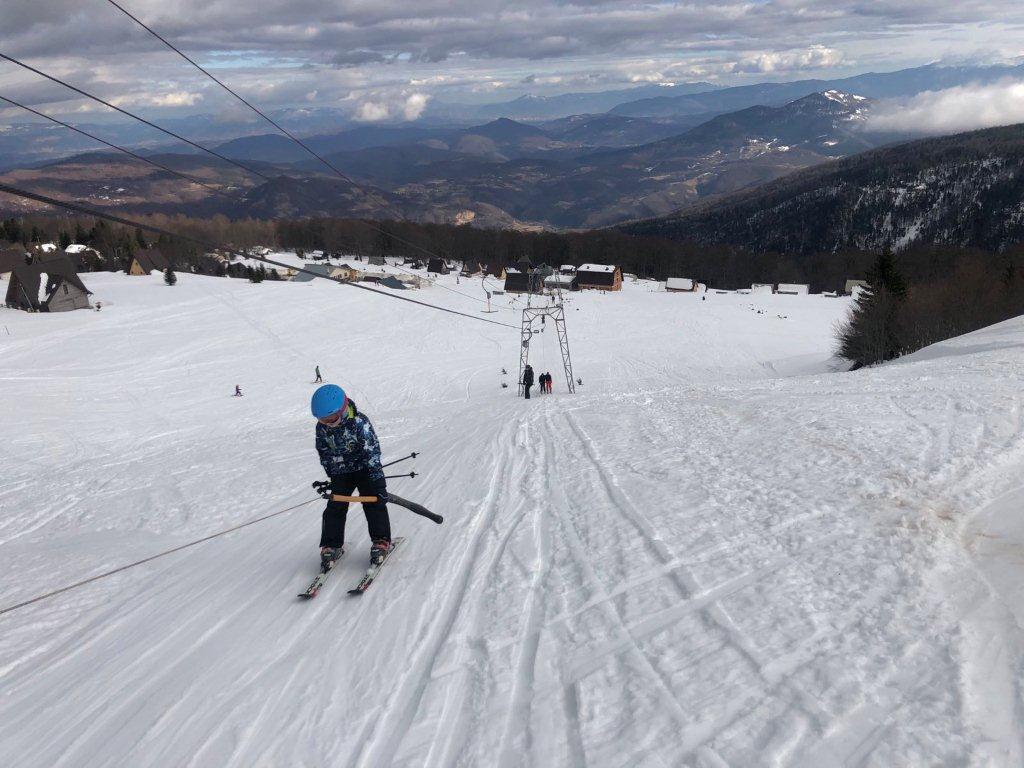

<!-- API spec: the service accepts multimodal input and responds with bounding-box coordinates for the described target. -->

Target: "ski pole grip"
[330,494,379,503]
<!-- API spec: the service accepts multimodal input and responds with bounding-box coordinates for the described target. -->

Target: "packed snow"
[2,270,1024,766]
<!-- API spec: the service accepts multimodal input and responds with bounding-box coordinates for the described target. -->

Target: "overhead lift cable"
[0,496,323,618]
[95,0,509,309]
[0,52,273,182]
[0,94,237,199]
[0,181,519,330]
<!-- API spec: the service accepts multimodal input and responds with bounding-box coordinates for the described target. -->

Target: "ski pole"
[330,492,443,525]
[383,472,417,480]
[382,452,418,469]
[312,481,443,525]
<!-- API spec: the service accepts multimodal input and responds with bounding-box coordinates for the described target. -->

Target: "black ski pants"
[320,470,391,548]
[524,383,532,399]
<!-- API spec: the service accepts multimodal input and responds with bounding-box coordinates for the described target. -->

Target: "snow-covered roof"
[577,263,616,273]
[666,278,694,290]
[560,264,576,272]
[40,243,57,253]
[544,274,575,285]
[65,244,88,254]
[777,283,809,295]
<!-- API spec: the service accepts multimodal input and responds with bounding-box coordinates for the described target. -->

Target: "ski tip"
[347,589,365,596]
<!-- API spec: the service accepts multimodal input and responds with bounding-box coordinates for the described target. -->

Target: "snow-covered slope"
[2,272,1023,767]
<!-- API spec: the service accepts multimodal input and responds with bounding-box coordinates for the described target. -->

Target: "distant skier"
[315,365,323,383]
[234,385,243,397]
[522,364,535,399]
[311,384,392,570]
[545,372,553,393]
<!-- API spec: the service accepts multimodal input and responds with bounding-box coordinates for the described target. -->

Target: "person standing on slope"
[314,365,323,383]
[311,384,392,571]
[522,364,535,399]
[545,372,553,393]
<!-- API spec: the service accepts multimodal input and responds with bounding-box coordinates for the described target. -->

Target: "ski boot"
[369,539,393,567]
[320,546,344,572]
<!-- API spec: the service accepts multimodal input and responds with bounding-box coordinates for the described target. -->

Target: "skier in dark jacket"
[311,384,392,570]
[545,372,553,393]
[522,364,535,399]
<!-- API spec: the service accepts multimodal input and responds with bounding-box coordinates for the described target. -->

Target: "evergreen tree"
[135,228,148,250]
[837,251,908,367]
[164,267,177,286]
[58,230,72,250]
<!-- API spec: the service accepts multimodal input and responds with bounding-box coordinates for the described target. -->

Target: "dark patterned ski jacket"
[315,400,385,480]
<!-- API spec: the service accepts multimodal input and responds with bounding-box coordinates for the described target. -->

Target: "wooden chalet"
[665,278,697,292]
[544,273,578,291]
[503,267,544,294]
[128,248,169,275]
[0,246,26,280]
[484,263,507,280]
[5,253,92,312]
[576,263,622,291]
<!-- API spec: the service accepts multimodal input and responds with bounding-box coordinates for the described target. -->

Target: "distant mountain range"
[0,91,894,228]
[4,61,1024,238]
[609,62,1024,119]
[620,123,1024,253]
[423,83,719,122]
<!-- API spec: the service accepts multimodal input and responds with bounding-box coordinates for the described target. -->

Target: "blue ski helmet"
[311,384,347,419]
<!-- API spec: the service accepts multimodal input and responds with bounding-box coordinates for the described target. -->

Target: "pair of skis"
[298,537,406,599]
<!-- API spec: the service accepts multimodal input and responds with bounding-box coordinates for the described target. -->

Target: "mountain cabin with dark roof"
[427,258,450,275]
[128,248,169,275]
[503,266,544,294]
[5,253,92,312]
[576,263,622,291]
[0,246,27,281]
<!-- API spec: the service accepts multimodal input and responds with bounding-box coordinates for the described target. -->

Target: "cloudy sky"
[2,0,1024,123]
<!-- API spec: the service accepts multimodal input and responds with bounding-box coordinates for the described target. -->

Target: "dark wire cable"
[0,497,322,618]
[97,0,504,305]
[0,52,273,181]
[0,94,236,199]
[0,181,520,330]
[102,0,358,187]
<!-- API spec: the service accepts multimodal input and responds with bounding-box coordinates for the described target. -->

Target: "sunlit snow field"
[2,267,1023,767]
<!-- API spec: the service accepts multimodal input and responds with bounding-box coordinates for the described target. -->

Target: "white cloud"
[111,91,204,108]
[732,45,845,74]
[867,80,1024,134]
[354,101,391,122]
[354,92,430,122]
[402,93,429,120]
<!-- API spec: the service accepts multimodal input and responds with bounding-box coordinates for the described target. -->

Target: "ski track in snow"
[3,270,1024,766]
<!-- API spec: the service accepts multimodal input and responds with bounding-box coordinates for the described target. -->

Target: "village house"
[503,267,542,294]
[559,264,577,276]
[0,246,27,281]
[426,258,450,275]
[751,283,774,294]
[544,273,578,291]
[128,248,170,276]
[665,278,697,292]
[576,263,622,291]
[776,283,810,295]
[5,253,92,312]
[845,279,869,295]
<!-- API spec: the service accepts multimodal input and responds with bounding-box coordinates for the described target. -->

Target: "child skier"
[311,384,392,571]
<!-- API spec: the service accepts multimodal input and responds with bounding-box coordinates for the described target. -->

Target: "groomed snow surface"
[2,272,1024,767]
